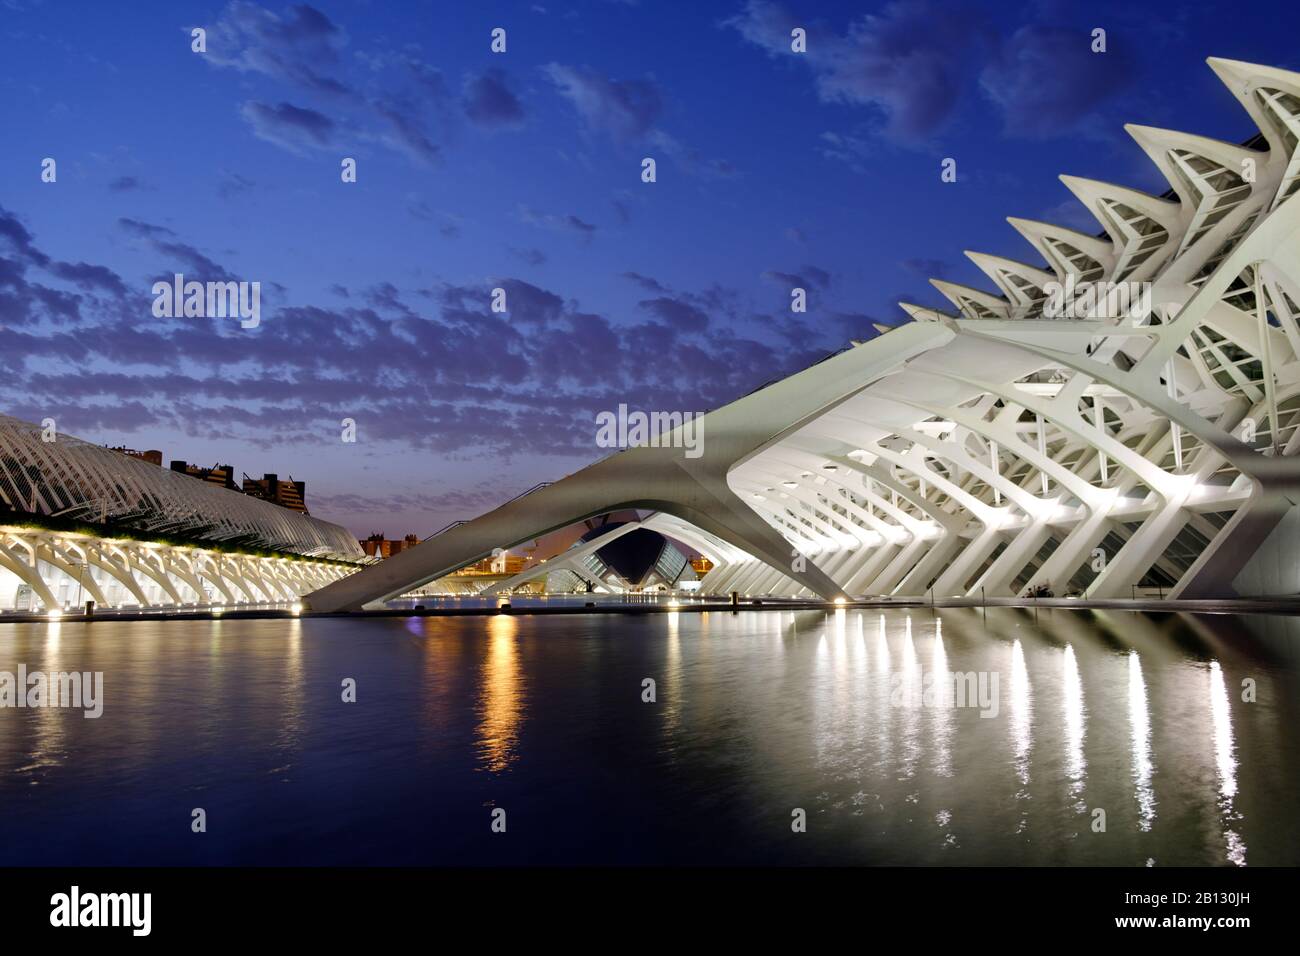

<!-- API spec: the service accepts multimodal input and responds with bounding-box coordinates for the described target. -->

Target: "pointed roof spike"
[1005,216,1115,280]
[1206,57,1300,157]
[1206,56,1300,92]
[929,279,1010,320]
[967,251,1055,317]
[963,250,1055,284]
[1058,174,1182,214]
[898,302,959,331]
[1122,124,1268,251]
[1123,123,1260,211]
[1006,215,1112,250]
[1124,123,1258,165]
[963,251,1055,313]
[1057,174,1183,243]
[897,302,947,323]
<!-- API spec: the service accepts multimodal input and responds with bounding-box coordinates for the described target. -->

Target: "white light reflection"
[898,615,921,779]
[1062,644,1087,812]
[1007,639,1032,834]
[874,614,893,768]
[273,616,305,757]
[1209,660,1246,866]
[29,619,69,775]
[1009,639,1032,783]
[663,602,682,736]
[1127,651,1155,831]
[931,620,952,778]
[857,613,867,676]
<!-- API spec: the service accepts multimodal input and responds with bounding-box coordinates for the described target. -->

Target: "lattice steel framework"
[0,414,362,561]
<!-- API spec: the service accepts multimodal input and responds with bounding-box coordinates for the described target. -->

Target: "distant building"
[360,533,421,559]
[243,473,308,514]
[462,552,526,575]
[170,460,237,490]
[111,446,163,466]
[167,460,310,514]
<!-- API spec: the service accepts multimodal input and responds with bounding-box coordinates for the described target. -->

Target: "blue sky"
[2,0,1298,538]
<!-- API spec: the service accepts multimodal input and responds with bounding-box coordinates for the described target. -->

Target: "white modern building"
[310,58,1300,612]
[0,414,362,612]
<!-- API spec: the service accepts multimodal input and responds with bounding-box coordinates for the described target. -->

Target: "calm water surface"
[1,608,1297,865]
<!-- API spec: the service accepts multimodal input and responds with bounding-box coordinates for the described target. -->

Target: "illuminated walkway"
[0,525,352,612]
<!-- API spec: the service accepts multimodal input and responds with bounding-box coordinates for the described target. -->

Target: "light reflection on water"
[0,607,1297,866]
[1208,659,1246,866]
[1008,639,1032,834]
[477,615,523,773]
[1061,644,1087,812]
[1128,651,1155,832]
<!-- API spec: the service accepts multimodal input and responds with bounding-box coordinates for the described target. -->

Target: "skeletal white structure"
[0,414,361,611]
[305,57,1300,611]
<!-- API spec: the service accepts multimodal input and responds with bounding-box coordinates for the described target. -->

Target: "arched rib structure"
[0,414,361,611]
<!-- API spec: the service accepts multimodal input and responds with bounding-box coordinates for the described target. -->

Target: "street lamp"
[75,559,86,609]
